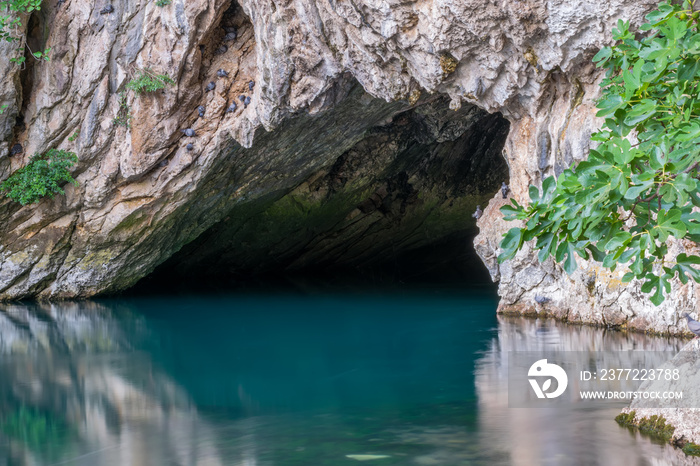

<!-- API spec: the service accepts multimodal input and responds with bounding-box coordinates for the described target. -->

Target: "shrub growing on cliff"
[112,92,132,128]
[126,68,175,95]
[499,0,700,305]
[1,0,51,65]
[1,149,78,205]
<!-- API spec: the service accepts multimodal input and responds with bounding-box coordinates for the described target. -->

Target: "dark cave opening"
[198,1,246,79]
[130,231,496,296]
[10,6,49,150]
[19,6,50,116]
[129,98,510,295]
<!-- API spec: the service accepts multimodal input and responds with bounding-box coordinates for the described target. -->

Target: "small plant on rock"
[155,0,171,6]
[115,68,173,127]
[683,442,700,456]
[1,0,51,66]
[126,68,175,95]
[1,148,78,205]
[112,92,132,128]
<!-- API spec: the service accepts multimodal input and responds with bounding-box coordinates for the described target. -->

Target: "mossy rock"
[638,414,675,441]
[683,442,700,456]
[439,53,458,77]
[614,411,636,427]
[615,411,675,442]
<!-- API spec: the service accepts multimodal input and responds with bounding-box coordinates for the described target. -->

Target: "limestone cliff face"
[0,0,670,308]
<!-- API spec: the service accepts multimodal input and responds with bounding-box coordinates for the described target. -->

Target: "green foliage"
[683,442,700,456]
[0,103,8,114]
[1,148,78,205]
[155,0,171,6]
[112,92,131,128]
[616,411,676,443]
[115,69,173,127]
[614,411,636,427]
[0,0,40,43]
[125,68,174,95]
[499,0,700,305]
[1,0,51,65]
[67,129,79,142]
[637,414,676,441]
[1,406,69,453]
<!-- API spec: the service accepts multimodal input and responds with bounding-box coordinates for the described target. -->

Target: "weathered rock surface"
[157,98,508,278]
[469,3,700,337]
[476,185,700,336]
[0,0,682,313]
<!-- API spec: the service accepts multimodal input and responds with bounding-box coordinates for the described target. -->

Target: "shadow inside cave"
[127,96,510,296]
[128,230,497,296]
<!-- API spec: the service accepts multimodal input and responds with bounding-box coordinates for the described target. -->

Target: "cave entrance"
[131,96,510,294]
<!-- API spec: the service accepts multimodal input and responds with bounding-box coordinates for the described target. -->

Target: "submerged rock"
[345,455,391,461]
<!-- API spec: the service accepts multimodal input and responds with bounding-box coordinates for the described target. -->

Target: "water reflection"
[0,302,220,466]
[475,317,691,466]
[0,297,696,465]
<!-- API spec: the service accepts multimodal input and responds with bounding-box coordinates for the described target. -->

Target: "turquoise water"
[0,287,691,465]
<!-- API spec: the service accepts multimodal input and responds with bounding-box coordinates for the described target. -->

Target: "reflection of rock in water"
[342,317,693,466]
[622,339,700,449]
[474,317,692,466]
[0,302,225,466]
[0,301,138,354]
[2,303,697,465]
[387,424,509,465]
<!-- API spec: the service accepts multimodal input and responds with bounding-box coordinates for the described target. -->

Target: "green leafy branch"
[125,68,174,95]
[113,68,174,127]
[1,148,78,205]
[1,0,51,66]
[499,0,700,305]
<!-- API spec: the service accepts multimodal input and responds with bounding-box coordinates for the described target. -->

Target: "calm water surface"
[0,287,692,465]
